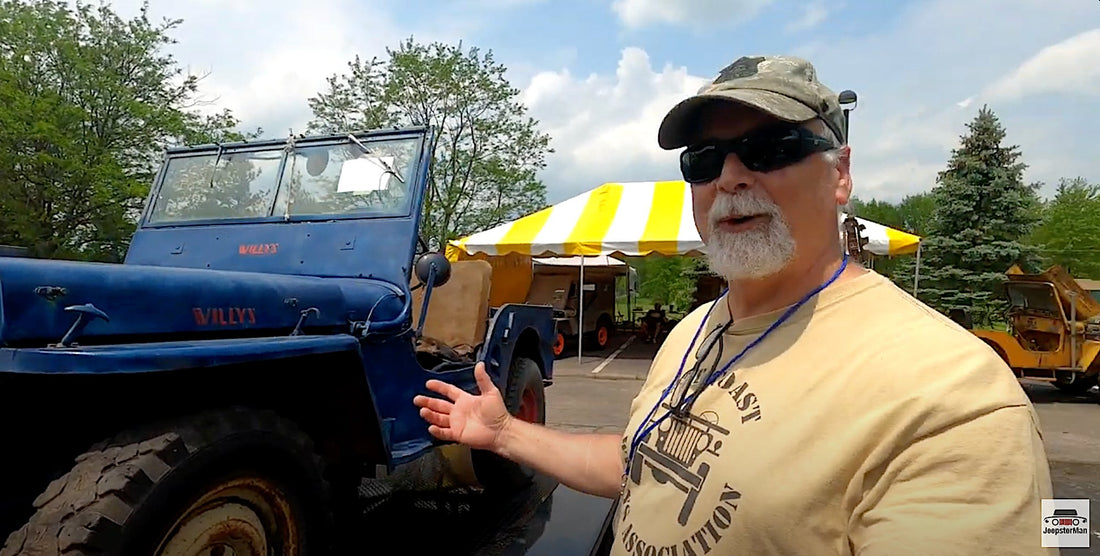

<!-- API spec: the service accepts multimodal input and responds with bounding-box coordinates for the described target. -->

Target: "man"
[414,55,1054,555]
[640,301,667,343]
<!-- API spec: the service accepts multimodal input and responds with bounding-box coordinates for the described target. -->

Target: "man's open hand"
[413,361,513,452]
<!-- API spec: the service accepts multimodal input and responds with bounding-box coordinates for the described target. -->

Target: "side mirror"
[415,253,451,288]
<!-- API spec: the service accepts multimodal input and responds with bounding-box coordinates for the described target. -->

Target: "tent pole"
[912,243,921,296]
[578,256,585,364]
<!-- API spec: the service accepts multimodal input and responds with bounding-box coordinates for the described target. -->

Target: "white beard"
[703,191,796,281]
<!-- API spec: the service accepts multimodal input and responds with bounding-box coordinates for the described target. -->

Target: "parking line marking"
[592,336,634,374]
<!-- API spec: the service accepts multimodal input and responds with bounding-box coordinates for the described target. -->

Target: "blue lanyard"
[622,254,849,482]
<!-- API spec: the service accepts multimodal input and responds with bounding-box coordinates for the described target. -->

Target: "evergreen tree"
[915,106,1042,326]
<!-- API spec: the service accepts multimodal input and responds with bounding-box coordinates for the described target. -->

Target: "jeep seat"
[411,259,492,350]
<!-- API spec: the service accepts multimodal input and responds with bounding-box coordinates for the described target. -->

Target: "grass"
[979,322,1011,332]
[615,294,654,328]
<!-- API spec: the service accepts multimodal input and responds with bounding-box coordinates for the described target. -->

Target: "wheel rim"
[517,386,539,423]
[553,333,565,356]
[156,477,299,556]
[597,326,609,346]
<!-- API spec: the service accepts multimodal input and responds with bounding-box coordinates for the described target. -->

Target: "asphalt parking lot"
[547,332,1100,554]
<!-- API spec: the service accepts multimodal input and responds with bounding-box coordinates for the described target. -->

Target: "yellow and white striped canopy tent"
[447,181,702,259]
[840,212,921,257]
[446,181,921,259]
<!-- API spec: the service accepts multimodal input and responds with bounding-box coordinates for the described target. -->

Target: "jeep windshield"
[1005,282,1061,317]
[146,135,420,225]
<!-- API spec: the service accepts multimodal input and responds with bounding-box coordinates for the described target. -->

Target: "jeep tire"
[1053,372,1098,394]
[471,356,546,492]
[1,407,333,556]
[592,315,614,350]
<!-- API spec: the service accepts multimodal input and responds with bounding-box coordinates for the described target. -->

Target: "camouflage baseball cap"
[657,55,846,150]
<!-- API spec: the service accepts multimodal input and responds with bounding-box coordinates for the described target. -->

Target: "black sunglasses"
[679,122,836,184]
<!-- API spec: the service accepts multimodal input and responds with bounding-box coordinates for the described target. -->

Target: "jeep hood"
[0,257,407,347]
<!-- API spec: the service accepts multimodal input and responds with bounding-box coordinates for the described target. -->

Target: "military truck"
[446,253,625,357]
[526,257,623,356]
[970,264,1100,393]
[0,126,560,554]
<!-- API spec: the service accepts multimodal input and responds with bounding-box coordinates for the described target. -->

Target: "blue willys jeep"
[0,126,561,554]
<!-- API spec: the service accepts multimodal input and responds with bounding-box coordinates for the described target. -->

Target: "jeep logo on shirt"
[627,408,730,527]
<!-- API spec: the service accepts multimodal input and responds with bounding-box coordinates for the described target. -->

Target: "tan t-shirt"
[612,270,1054,556]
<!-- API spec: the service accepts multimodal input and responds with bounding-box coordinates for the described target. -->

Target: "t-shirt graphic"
[628,403,732,527]
[626,318,741,528]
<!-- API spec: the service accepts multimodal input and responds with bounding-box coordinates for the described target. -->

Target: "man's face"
[686,101,852,281]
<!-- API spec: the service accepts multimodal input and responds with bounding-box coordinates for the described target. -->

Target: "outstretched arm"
[496,418,624,498]
[413,362,625,499]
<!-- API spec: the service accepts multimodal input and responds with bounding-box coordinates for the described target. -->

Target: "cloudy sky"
[111,0,1098,207]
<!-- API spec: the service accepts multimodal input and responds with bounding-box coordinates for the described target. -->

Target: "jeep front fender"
[0,334,360,374]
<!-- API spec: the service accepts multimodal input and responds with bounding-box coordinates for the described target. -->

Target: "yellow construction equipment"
[970,264,1100,393]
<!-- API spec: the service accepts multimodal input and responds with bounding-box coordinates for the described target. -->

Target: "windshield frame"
[138,128,428,229]
[1004,281,1065,318]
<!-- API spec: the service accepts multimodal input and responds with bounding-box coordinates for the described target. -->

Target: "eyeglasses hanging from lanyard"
[670,318,734,418]
[621,253,849,494]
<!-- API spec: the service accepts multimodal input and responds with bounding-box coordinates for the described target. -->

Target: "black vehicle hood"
[359,474,616,555]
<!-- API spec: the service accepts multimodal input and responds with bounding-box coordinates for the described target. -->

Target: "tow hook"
[50,303,110,348]
[291,307,320,336]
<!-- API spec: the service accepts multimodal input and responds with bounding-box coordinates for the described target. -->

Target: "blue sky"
[112,0,1099,213]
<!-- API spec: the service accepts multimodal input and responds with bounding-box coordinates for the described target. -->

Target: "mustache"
[707,192,780,225]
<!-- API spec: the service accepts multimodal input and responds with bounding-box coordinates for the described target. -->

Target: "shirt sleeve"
[848,405,1057,556]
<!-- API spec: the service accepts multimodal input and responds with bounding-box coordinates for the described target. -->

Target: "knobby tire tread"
[0,407,332,556]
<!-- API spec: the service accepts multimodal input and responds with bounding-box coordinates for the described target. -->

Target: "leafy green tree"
[913,106,1042,326]
[848,196,902,229]
[631,255,704,312]
[0,0,252,261]
[1026,177,1100,278]
[895,192,936,236]
[306,37,553,250]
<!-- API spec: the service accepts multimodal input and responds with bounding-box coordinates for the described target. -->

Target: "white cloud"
[784,0,832,34]
[457,0,546,7]
[611,0,773,29]
[779,0,1100,202]
[104,0,460,136]
[521,0,1096,206]
[853,160,946,202]
[520,3,1100,205]
[520,47,708,202]
[983,29,1100,102]
[90,0,1099,210]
